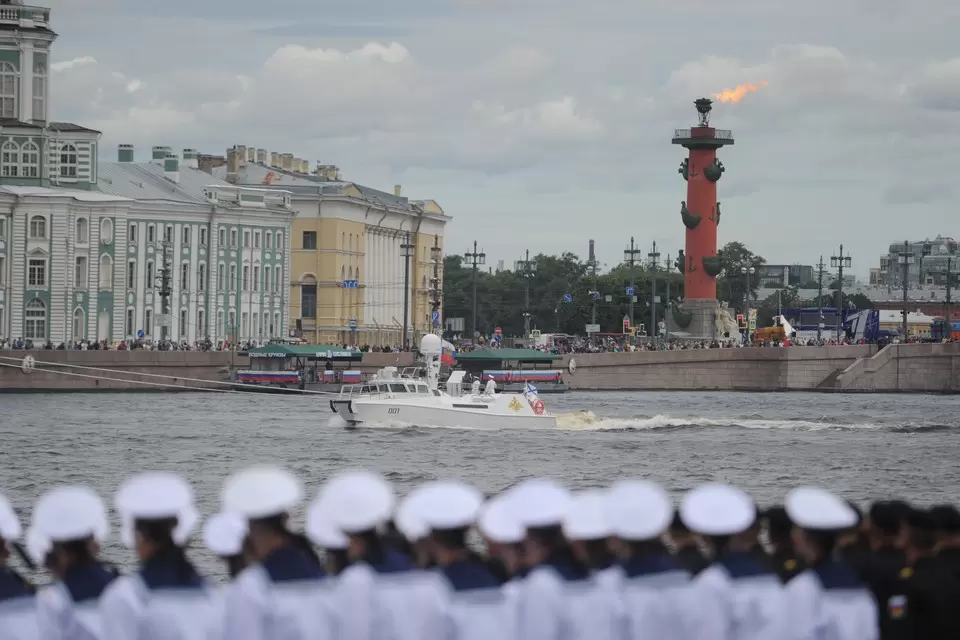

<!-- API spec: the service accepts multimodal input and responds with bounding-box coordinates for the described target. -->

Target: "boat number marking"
[387,407,400,415]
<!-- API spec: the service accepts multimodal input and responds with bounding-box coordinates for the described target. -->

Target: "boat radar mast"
[419,334,443,391]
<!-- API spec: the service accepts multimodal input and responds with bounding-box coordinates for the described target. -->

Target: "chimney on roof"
[182,148,199,170]
[236,145,247,167]
[394,184,402,197]
[256,149,267,164]
[270,152,280,168]
[281,153,293,171]
[151,146,171,165]
[247,147,256,163]
[226,147,239,184]
[117,144,134,163]
[164,154,180,183]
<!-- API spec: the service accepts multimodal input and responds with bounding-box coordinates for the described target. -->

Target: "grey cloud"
[882,183,956,206]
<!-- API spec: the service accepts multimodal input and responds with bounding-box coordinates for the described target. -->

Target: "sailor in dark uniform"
[666,511,708,576]
[762,506,804,583]
[838,500,872,573]
[930,504,960,583]
[861,501,911,640]
[901,507,959,639]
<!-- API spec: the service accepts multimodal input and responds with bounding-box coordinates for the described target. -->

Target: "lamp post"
[158,240,173,345]
[429,235,442,335]
[623,237,643,331]
[740,264,755,317]
[815,255,827,341]
[515,250,537,344]
[400,232,415,349]
[648,241,660,340]
[897,241,915,340]
[465,241,485,342]
[934,245,953,338]
[830,245,852,340]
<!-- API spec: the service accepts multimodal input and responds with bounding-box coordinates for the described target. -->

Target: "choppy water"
[2,390,958,577]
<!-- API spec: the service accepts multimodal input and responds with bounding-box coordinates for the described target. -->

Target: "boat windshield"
[340,381,432,398]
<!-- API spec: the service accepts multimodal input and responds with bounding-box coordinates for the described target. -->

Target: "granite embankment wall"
[0,350,417,392]
[834,342,960,393]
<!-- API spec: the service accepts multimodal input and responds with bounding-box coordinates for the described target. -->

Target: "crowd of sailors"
[1,469,958,639]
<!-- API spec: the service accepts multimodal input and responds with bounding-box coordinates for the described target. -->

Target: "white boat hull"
[330,396,557,429]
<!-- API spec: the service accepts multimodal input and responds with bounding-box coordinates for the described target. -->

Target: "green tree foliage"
[716,241,766,309]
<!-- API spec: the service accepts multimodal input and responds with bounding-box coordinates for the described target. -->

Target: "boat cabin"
[340,366,440,398]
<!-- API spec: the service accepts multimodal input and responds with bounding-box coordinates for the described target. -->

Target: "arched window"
[301,275,317,319]
[276,232,283,250]
[179,308,188,338]
[0,61,18,119]
[75,217,89,243]
[73,308,85,340]
[20,141,39,178]
[198,263,206,292]
[422,275,427,289]
[99,254,113,289]
[59,143,77,178]
[216,309,224,337]
[24,298,46,340]
[29,215,46,239]
[1,140,19,177]
[180,262,190,290]
[100,218,114,245]
[32,55,46,121]
[198,309,206,338]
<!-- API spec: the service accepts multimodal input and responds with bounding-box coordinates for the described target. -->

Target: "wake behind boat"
[329,334,558,429]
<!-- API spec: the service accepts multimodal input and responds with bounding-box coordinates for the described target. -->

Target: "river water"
[2,390,958,576]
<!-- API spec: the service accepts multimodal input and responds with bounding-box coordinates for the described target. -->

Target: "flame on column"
[712,81,768,103]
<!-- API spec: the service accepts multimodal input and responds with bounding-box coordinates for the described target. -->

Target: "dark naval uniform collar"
[621,551,681,579]
[367,548,414,575]
[139,552,206,590]
[716,551,774,579]
[541,550,588,582]
[440,557,500,591]
[62,563,117,603]
[262,546,325,583]
[0,567,32,602]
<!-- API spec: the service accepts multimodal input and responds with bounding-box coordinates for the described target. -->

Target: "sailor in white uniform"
[605,479,693,640]
[0,491,38,640]
[30,486,116,640]
[304,496,350,576]
[560,490,621,640]
[413,481,514,640]
[504,478,582,640]
[680,483,789,640]
[219,465,333,640]
[321,470,441,640]
[783,487,879,640]
[202,512,249,580]
[477,496,526,586]
[99,472,214,639]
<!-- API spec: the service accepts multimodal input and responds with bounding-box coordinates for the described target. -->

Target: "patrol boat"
[329,334,557,429]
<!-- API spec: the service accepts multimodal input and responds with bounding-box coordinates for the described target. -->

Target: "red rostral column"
[672,98,733,302]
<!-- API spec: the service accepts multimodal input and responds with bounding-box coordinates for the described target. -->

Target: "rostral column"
[671,98,734,337]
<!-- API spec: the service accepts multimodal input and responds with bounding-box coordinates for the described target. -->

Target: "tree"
[716,241,767,312]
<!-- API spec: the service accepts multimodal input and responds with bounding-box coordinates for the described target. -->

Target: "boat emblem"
[508,397,522,412]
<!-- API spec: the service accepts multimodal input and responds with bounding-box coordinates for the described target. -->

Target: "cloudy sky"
[46,0,959,277]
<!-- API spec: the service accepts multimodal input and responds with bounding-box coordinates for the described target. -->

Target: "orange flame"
[712,81,768,103]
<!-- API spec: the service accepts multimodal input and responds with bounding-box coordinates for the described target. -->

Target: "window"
[164,225,173,243]
[242,265,249,291]
[198,263,206,291]
[0,255,5,285]
[230,229,238,247]
[99,255,113,289]
[219,227,226,246]
[264,267,271,293]
[216,309,224,337]
[2,140,21,177]
[71,308,84,339]
[145,309,153,337]
[20,141,39,178]
[262,312,269,338]
[265,232,273,249]
[125,308,135,336]
[24,299,46,340]
[241,312,248,337]
[181,226,190,245]
[59,144,77,178]
[273,312,281,338]
[252,314,259,339]
[243,230,250,248]
[29,215,45,239]
[33,55,46,121]
[274,266,281,292]
[145,260,154,289]
[100,219,114,245]
[217,263,224,291]
[147,225,156,243]
[253,265,260,292]
[28,259,45,287]
[276,232,283,250]
[302,231,317,250]
[179,309,188,337]
[75,218,89,243]
[228,310,236,335]
[127,260,136,289]
[180,263,189,290]
[301,282,317,318]
[197,309,206,337]
[254,231,261,248]
[129,223,138,243]
[200,228,208,246]
[0,216,5,238]
[0,61,17,119]
[229,264,237,290]
[74,256,88,288]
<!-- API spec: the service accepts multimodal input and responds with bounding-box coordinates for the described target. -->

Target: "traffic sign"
[562,294,573,303]
[342,279,359,288]
[348,317,357,329]
[494,326,502,336]
[137,329,144,338]
[432,310,440,327]
[626,287,635,296]
[585,324,600,333]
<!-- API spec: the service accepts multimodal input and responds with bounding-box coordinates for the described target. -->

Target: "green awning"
[247,344,362,360]
[454,348,559,363]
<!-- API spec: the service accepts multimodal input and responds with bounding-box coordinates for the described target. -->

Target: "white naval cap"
[606,479,673,541]
[505,478,572,528]
[680,483,755,536]
[202,512,248,557]
[116,472,198,548]
[305,499,348,550]
[222,465,303,520]
[0,492,22,541]
[318,470,395,534]
[412,481,484,531]
[478,497,525,544]
[785,487,858,531]
[32,486,109,543]
[563,490,613,541]
[395,489,430,542]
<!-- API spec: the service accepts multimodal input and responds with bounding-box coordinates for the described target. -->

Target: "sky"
[43,0,960,278]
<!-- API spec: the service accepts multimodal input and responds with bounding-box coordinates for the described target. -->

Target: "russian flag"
[441,339,457,365]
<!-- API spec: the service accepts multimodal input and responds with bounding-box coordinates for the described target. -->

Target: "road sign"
[348,317,357,329]
[748,309,757,331]
[591,291,601,300]
[157,314,172,328]
[432,310,440,327]
[494,326,502,336]
[342,279,359,288]
[626,287,635,296]
[562,294,573,303]
[585,324,600,333]
[137,329,144,338]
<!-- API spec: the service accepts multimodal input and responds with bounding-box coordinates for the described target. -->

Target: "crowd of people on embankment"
[1,465,958,638]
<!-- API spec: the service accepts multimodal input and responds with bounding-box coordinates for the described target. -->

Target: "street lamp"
[400,232,415,349]
[740,265,756,317]
[623,237,643,331]
[648,241,661,339]
[830,245,852,339]
[514,250,537,343]
[465,241,485,342]
[897,241,915,340]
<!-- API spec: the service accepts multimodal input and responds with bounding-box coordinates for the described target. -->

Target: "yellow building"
[211,147,450,346]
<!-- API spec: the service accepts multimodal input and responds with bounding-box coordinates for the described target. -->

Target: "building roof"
[48,122,101,134]
[455,348,559,363]
[0,118,42,129]
[246,344,362,360]
[0,185,131,202]
[758,284,958,304]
